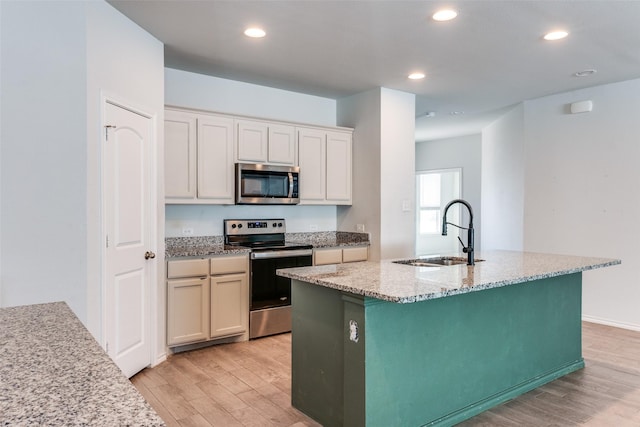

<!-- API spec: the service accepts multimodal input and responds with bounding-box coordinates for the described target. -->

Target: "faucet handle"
[457,236,468,251]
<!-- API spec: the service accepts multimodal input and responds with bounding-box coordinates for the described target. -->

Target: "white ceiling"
[108,0,640,141]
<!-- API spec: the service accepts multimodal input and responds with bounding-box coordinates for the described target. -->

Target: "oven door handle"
[251,249,313,259]
[288,172,294,198]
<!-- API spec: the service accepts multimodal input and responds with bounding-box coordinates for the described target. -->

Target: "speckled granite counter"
[165,236,250,258]
[277,250,620,303]
[0,302,165,426]
[165,231,369,258]
[285,231,370,248]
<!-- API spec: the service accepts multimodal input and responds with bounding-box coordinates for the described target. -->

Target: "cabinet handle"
[145,251,156,260]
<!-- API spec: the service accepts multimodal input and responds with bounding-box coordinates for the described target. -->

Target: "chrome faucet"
[442,199,475,265]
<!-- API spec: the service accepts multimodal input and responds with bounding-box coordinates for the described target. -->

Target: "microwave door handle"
[288,172,294,198]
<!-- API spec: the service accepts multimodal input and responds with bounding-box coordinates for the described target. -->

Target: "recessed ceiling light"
[574,69,597,77]
[433,9,458,22]
[450,111,464,116]
[244,27,266,38]
[408,72,426,80]
[543,30,568,41]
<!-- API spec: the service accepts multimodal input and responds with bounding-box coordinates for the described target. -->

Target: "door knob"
[145,251,156,260]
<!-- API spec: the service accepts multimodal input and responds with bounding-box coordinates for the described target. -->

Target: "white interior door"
[104,101,153,378]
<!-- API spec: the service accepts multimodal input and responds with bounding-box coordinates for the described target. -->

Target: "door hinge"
[105,125,116,141]
[106,342,109,353]
[106,235,109,248]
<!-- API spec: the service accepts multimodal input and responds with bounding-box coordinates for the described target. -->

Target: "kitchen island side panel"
[363,272,584,426]
[291,279,346,426]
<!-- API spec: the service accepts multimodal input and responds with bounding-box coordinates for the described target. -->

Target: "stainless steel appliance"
[235,163,300,205]
[224,219,312,338]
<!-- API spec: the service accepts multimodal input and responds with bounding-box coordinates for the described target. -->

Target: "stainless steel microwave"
[235,163,300,205]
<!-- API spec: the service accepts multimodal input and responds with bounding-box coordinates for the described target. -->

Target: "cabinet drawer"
[210,255,248,275]
[342,246,368,263]
[314,248,343,266]
[167,259,209,279]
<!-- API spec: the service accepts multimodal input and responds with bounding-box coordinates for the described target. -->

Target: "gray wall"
[481,104,525,251]
[415,134,482,253]
[337,88,415,261]
[1,1,87,314]
[522,78,640,330]
[1,1,165,350]
[480,78,640,330]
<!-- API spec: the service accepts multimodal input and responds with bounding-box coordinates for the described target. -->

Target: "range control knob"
[278,222,283,227]
[238,224,243,228]
[273,222,277,227]
[231,224,237,228]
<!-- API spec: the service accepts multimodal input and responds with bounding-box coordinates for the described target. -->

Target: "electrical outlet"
[356,224,365,232]
[182,227,194,236]
[402,200,411,212]
[309,224,319,231]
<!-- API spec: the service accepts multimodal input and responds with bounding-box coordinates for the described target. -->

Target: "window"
[417,173,441,234]
[415,168,462,256]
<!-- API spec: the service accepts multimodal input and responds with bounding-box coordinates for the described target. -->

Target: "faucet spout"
[442,199,475,265]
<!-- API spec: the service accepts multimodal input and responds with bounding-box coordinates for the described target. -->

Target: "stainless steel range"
[224,219,313,339]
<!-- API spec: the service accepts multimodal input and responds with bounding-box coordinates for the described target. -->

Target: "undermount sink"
[393,256,484,267]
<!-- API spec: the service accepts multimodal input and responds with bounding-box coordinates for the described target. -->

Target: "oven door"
[250,250,312,311]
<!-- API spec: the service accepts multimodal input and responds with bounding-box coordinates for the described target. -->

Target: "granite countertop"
[165,231,369,258]
[277,250,621,304]
[0,302,165,426]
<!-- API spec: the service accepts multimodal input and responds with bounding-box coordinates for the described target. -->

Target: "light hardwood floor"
[132,322,640,426]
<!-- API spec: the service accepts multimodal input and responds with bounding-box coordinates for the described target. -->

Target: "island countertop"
[277,250,621,303]
[0,302,165,426]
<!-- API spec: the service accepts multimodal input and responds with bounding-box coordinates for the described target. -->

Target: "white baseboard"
[582,315,640,332]
[151,353,167,368]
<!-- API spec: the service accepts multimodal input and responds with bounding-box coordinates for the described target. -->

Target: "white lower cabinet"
[167,254,249,347]
[313,246,368,266]
[210,273,247,338]
[167,277,209,345]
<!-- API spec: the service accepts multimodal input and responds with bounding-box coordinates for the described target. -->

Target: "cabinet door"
[167,258,209,279]
[326,131,352,204]
[268,124,296,165]
[164,110,196,199]
[210,255,248,275]
[342,246,368,263]
[210,273,248,338]
[298,128,326,203]
[197,115,235,203]
[314,248,343,265]
[167,277,209,346]
[237,120,268,163]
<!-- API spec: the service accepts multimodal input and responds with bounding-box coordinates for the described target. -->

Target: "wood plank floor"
[132,322,640,426]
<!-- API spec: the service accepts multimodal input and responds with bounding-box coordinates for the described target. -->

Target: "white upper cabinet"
[236,119,296,166]
[165,107,352,205]
[325,131,352,203]
[165,110,197,199]
[164,108,235,204]
[297,128,326,202]
[298,127,352,205]
[197,115,235,203]
[236,120,268,163]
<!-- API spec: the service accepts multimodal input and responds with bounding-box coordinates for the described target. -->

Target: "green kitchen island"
[276,250,620,427]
